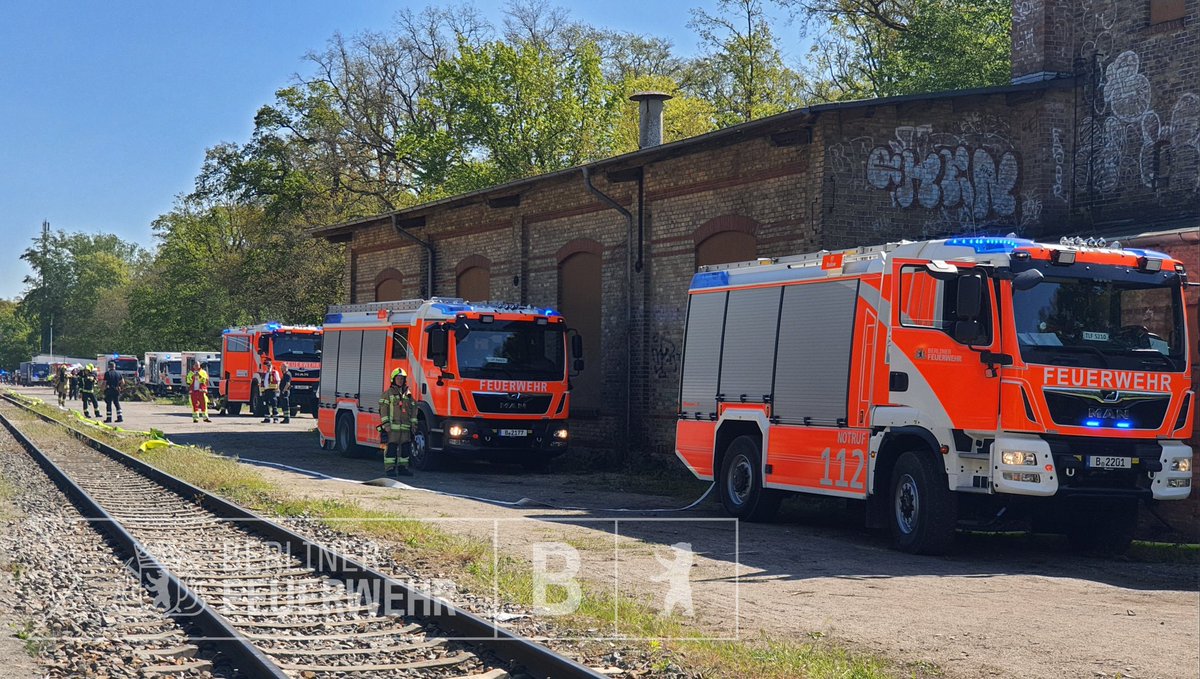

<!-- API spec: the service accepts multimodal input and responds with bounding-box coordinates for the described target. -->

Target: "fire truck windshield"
[1012,270,1186,372]
[113,358,138,372]
[272,334,321,361]
[454,321,565,380]
[165,360,182,375]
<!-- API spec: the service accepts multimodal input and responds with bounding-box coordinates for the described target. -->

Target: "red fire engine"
[219,323,323,417]
[676,237,1193,554]
[316,298,582,469]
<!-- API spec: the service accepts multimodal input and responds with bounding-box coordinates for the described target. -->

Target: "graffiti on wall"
[650,332,679,380]
[1076,50,1200,197]
[861,123,1027,225]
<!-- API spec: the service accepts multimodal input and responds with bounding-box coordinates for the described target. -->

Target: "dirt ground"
[0,471,45,678]
[12,385,1200,679]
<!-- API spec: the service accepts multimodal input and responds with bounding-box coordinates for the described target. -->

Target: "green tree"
[780,0,1011,100]
[613,74,717,153]
[430,37,622,190]
[0,298,37,371]
[688,0,806,127]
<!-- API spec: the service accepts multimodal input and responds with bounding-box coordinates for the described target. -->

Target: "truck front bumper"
[438,418,569,459]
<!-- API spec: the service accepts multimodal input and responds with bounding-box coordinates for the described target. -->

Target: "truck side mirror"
[573,358,585,373]
[571,333,584,360]
[427,325,449,367]
[956,274,983,319]
[1012,269,1044,291]
[258,335,270,354]
[953,320,982,344]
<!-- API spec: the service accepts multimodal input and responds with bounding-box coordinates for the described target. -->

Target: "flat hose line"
[235,456,717,513]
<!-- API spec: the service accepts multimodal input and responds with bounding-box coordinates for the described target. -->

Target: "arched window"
[374,269,405,302]
[557,240,603,412]
[694,216,758,268]
[455,255,492,301]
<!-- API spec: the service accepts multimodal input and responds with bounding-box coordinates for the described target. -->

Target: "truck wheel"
[890,450,957,555]
[250,384,262,417]
[335,414,356,456]
[226,401,242,416]
[1065,499,1137,556]
[410,419,440,470]
[718,435,781,522]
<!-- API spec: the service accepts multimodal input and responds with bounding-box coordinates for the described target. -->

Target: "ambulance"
[219,323,323,417]
[675,236,1193,554]
[316,298,582,470]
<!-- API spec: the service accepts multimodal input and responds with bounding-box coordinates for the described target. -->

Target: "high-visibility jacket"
[263,367,280,392]
[79,372,97,394]
[186,369,208,393]
[379,386,417,440]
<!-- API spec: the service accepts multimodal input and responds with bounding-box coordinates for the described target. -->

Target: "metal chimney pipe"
[630,91,672,148]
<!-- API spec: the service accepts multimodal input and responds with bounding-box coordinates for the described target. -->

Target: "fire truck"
[675,236,1193,554]
[219,323,323,417]
[316,298,582,470]
[97,354,140,385]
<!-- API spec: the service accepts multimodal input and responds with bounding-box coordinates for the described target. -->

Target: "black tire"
[890,450,957,554]
[226,401,243,416]
[1065,499,1137,556]
[335,413,356,457]
[250,383,262,417]
[410,419,439,471]
[718,435,782,522]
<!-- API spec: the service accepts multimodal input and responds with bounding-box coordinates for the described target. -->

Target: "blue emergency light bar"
[944,236,1035,254]
[690,271,730,289]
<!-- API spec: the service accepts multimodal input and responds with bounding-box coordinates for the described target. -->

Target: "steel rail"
[0,401,290,679]
[0,393,604,679]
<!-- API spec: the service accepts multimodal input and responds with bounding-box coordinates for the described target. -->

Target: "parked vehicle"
[183,351,222,397]
[675,236,1193,555]
[220,323,322,417]
[96,354,140,386]
[317,298,582,470]
[143,352,178,395]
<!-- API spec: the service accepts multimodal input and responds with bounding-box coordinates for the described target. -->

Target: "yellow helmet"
[87,364,95,371]
[390,367,407,381]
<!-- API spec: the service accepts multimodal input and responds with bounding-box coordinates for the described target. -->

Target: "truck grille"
[472,393,553,415]
[1043,389,1170,430]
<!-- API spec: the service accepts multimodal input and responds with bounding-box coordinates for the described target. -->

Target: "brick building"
[314,0,1198,528]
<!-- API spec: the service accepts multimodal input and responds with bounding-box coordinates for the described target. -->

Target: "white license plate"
[1088,456,1131,469]
[499,429,529,437]
[292,384,310,390]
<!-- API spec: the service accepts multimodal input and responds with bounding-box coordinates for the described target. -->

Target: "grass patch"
[1127,541,1200,564]
[153,395,189,407]
[3,389,906,677]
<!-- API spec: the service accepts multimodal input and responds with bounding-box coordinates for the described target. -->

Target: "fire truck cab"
[675,236,1193,554]
[219,323,323,417]
[97,354,140,387]
[317,298,581,470]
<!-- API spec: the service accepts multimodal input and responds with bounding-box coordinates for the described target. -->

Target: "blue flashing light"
[945,236,1034,254]
[432,302,470,315]
[1123,247,1171,260]
[1115,421,1132,429]
[324,313,343,325]
[542,308,561,317]
[265,322,282,332]
[690,271,730,289]
[1084,419,1102,427]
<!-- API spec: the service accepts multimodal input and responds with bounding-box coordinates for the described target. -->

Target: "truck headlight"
[1001,450,1038,466]
[448,425,467,438]
[1170,458,1192,473]
[553,427,569,440]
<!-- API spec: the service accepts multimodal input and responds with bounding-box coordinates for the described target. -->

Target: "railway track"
[0,394,603,679]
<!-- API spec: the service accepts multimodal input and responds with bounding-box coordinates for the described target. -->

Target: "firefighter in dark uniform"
[103,363,123,423]
[378,367,416,476]
[79,364,100,419]
[278,367,293,424]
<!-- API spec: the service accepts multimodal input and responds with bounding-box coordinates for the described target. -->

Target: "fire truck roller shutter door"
[320,331,340,407]
[359,330,388,409]
[336,331,363,398]
[720,287,783,403]
[772,280,859,425]
[681,292,728,415]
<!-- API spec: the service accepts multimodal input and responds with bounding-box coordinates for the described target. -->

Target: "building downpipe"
[391,214,435,297]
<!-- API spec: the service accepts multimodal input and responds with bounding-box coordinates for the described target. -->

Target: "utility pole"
[40,220,50,353]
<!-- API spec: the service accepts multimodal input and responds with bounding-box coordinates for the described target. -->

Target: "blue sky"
[0,1,803,298]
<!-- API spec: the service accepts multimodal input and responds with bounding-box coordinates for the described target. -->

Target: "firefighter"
[79,364,100,419]
[54,365,69,407]
[68,367,79,400]
[378,367,416,476]
[260,358,281,423]
[277,367,293,424]
[102,362,123,423]
[186,360,211,423]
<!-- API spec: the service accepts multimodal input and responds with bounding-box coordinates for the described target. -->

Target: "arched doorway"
[557,240,603,412]
[456,256,492,302]
[695,229,757,268]
[374,269,405,302]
